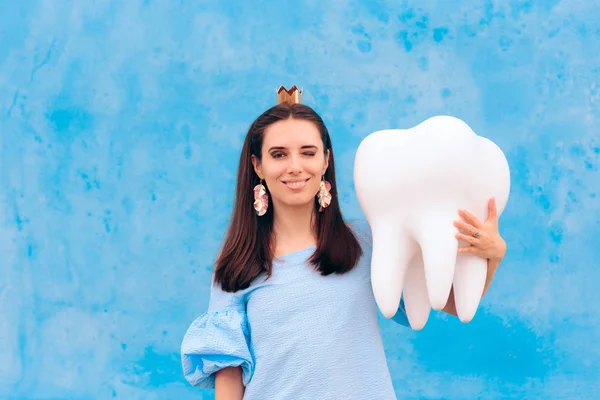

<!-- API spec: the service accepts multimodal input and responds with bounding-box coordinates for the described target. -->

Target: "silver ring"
[473,230,480,238]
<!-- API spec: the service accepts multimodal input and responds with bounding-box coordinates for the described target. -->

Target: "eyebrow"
[268,145,319,152]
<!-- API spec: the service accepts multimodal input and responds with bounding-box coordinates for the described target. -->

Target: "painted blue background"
[1,1,599,398]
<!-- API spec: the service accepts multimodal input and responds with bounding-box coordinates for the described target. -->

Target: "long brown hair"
[214,103,363,292]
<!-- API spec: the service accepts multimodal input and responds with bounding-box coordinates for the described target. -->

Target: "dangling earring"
[253,179,269,216]
[317,176,332,212]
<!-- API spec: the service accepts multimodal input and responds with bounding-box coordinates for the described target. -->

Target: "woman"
[181,97,506,399]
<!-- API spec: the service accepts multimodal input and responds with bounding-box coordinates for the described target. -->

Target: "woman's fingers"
[455,232,478,245]
[458,208,483,229]
[486,197,498,222]
[457,246,484,257]
[453,220,479,236]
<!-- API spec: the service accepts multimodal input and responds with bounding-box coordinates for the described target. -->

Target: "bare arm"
[442,258,501,316]
[215,367,244,400]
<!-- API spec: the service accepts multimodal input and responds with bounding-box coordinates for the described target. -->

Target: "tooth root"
[453,254,487,322]
[402,252,430,330]
[413,215,458,310]
[371,223,417,318]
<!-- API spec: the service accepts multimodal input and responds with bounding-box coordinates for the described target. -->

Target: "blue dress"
[181,220,409,399]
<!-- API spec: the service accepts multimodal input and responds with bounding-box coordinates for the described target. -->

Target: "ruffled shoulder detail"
[181,306,254,388]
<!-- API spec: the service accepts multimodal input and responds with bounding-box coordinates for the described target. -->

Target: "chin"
[287,199,315,208]
[279,196,316,209]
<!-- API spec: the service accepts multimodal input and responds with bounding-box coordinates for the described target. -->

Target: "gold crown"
[276,85,302,105]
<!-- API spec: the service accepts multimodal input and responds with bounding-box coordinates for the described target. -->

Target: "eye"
[303,152,316,156]
[271,152,285,159]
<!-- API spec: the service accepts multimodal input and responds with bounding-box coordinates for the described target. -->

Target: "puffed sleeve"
[350,219,410,327]
[180,279,254,388]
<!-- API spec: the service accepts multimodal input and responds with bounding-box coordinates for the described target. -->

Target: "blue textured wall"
[1,1,599,399]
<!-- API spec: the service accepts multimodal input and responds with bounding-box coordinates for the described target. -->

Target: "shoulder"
[346,219,373,252]
[208,272,266,312]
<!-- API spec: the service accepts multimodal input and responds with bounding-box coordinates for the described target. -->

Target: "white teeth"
[285,179,307,189]
[354,115,510,329]
[412,211,459,311]
[369,223,416,318]
[402,251,431,330]
[452,253,488,323]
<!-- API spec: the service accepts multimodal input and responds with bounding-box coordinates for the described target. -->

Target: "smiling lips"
[282,178,310,190]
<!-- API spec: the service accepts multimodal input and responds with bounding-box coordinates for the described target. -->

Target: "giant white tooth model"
[353,116,510,330]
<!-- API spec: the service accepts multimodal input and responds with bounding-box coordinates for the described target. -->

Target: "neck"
[271,202,317,249]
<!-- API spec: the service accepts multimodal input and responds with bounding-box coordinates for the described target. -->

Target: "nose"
[287,154,303,174]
